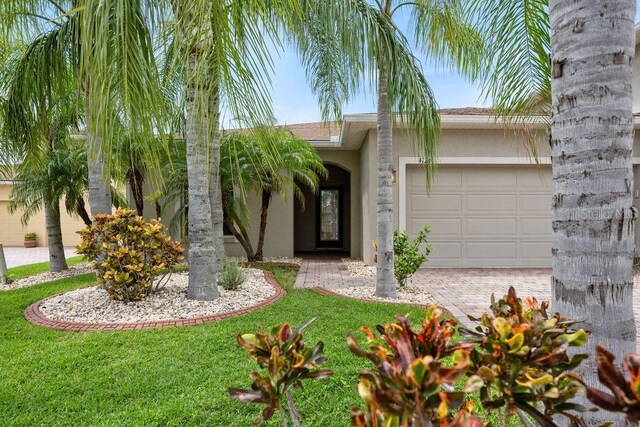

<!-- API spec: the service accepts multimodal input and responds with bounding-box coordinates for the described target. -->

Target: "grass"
[0,263,432,427]
[6,255,86,280]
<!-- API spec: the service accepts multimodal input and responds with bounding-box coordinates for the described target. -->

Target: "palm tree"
[468,2,637,423]
[220,127,327,262]
[0,35,81,272]
[549,2,637,423]
[343,0,481,298]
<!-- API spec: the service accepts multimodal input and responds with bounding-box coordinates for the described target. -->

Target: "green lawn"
[7,255,86,280]
[0,264,433,426]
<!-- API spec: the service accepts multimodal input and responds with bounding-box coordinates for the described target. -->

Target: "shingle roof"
[284,122,340,141]
[438,107,493,115]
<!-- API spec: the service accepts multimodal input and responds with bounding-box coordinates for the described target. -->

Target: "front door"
[316,187,343,249]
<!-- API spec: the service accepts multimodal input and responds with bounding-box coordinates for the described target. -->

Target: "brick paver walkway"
[296,258,640,343]
[1,247,77,268]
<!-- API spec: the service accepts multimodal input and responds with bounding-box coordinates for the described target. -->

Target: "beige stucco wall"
[0,183,86,247]
[224,187,295,258]
[223,149,363,259]
[359,127,554,265]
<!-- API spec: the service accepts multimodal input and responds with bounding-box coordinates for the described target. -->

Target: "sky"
[261,7,640,126]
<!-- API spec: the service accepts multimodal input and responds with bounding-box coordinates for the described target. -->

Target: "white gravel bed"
[332,285,439,306]
[1,263,93,291]
[231,256,302,267]
[39,268,275,324]
[342,258,376,278]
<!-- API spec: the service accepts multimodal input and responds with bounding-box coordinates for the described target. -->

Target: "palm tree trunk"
[86,103,113,216]
[74,197,92,227]
[210,101,225,265]
[221,190,255,260]
[185,49,218,301]
[375,58,396,298]
[43,192,68,273]
[254,189,272,262]
[550,2,636,425]
[127,167,145,216]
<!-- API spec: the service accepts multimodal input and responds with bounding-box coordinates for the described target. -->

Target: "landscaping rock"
[39,268,274,323]
[332,285,439,306]
[1,264,93,291]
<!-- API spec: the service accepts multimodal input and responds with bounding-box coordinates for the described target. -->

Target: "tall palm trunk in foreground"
[550,1,637,423]
[375,58,396,298]
[185,49,218,300]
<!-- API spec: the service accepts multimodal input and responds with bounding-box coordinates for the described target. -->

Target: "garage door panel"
[409,168,463,189]
[467,194,517,212]
[520,218,551,236]
[405,165,552,267]
[409,194,461,212]
[467,218,517,235]
[519,194,551,212]
[429,241,462,260]
[518,169,551,189]
[466,168,518,188]
[466,241,517,259]
[410,218,460,237]
[520,241,552,259]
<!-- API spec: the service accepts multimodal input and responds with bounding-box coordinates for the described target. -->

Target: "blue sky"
[264,7,640,126]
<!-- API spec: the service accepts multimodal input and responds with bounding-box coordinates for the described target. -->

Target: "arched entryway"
[294,163,351,255]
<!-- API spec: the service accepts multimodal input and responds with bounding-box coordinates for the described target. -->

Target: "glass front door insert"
[317,188,343,248]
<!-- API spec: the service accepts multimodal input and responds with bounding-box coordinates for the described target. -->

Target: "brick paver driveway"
[295,258,640,344]
[1,246,77,268]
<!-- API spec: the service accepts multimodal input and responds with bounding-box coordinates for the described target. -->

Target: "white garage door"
[405,165,552,267]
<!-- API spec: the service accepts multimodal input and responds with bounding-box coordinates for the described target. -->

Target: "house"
[5,30,640,263]
[0,180,85,247]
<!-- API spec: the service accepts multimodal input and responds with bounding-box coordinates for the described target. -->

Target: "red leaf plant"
[229,318,333,426]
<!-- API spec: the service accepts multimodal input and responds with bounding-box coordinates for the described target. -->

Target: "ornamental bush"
[76,209,184,302]
[229,319,333,426]
[218,258,246,291]
[393,226,431,287]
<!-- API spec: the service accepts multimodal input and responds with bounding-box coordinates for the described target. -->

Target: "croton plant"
[573,345,640,425]
[229,319,333,426]
[461,287,588,426]
[77,209,184,301]
[347,307,483,426]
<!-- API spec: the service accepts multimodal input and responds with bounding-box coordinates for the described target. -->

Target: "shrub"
[76,209,184,302]
[461,287,588,426]
[347,307,482,426]
[218,258,246,290]
[229,319,333,426]
[574,345,640,424]
[393,226,431,287]
[24,232,37,240]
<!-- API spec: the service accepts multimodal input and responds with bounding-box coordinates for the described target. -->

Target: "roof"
[438,107,493,116]
[284,121,340,142]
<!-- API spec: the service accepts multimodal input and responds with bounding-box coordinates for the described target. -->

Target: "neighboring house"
[0,180,85,247]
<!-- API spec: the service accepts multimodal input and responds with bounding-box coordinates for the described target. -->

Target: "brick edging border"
[24,270,287,332]
[310,286,453,316]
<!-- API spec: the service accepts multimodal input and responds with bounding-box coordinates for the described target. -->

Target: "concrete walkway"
[1,247,77,268]
[295,258,640,339]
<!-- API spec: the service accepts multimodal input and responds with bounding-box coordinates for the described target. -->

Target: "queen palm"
[220,127,327,262]
[0,35,81,272]
[341,0,481,298]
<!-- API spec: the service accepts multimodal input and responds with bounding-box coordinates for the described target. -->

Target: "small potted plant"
[23,232,37,248]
